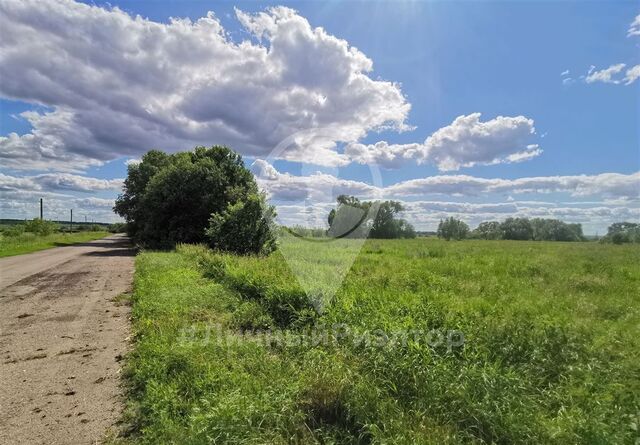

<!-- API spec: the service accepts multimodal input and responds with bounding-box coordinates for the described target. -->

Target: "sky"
[0,0,638,234]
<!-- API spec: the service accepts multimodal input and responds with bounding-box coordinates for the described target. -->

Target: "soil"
[0,235,135,444]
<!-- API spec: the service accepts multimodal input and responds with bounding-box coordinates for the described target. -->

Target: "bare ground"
[0,235,134,444]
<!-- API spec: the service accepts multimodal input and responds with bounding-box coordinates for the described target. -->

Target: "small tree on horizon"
[437,217,469,241]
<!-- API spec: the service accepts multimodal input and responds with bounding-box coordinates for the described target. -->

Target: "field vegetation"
[119,237,640,444]
[0,218,109,257]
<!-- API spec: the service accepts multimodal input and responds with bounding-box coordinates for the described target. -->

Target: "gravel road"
[0,235,134,444]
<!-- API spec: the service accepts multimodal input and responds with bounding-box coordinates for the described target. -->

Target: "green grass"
[120,238,640,444]
[0,231,110,257]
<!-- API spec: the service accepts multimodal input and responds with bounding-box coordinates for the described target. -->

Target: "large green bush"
[115,146,276,254]
[206,193,277,255]
[23,218,58,235]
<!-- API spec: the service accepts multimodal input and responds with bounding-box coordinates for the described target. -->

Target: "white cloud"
[624,65,640,85]
[0,0,410,170]
[346,113,540,171]
[251,159,377,202]
[253,161,640,203]
[581,13,640,86]
[585,63,627,84]
[0,172,123,193]
[628,13,640,37]
[561,69,570,76]
[387,172,640,200]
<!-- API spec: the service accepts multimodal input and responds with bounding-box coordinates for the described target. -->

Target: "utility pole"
[40,198,43,220]
[70,209,73,232]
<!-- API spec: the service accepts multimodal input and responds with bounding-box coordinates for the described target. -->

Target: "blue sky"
[0,0,638,233]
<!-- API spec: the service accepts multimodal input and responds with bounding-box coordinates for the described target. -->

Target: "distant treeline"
[437,217,640,244]
[0,218,122,237]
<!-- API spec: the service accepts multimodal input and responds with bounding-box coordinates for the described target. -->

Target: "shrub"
[206,193,277,256]
[2,224,26,237]
[23,218,58,235]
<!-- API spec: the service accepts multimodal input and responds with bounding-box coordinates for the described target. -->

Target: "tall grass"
[120,239,640,444]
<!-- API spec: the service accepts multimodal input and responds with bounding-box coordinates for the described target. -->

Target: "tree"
[473,221,502,240]
[114,150,172,238]
[327,195,372,238]
[437,217,469,241]
[114,146,276,254]
[370,201,416,239]
[531,218,584,241]
[500,217,533,240]
[601,222,640,244]
[327,195,416,239]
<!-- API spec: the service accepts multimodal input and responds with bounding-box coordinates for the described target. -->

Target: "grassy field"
[0,231,110,257]
[120,238,640,444]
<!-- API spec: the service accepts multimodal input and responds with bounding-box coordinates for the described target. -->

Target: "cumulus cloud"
[251,159,377,202]
[253,161,640,202]
[346,114,541,171]
[387,172,640,200]
[0,0,410,170]
[585,63,627,84]
[624,65,640,85]
[628,13,640,37]
[0,172,122,222]
[0,172,123,193]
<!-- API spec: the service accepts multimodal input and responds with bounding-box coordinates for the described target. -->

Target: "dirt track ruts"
[0,234,134,444]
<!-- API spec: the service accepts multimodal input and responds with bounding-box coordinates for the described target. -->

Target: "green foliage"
[601,221,640,244]
[470,218,585,242]
[2,223,26,237]
[122,239,640,444]
[115,146,276,254]
[531,218,584,241]
[206,193,277,256]
[437,217,469,240]
[472,221,502,240]
[23,218,58,235]
[500,217,534,240]
[108,222,128,233]
[327,195,416,239]
[76,224,106,232]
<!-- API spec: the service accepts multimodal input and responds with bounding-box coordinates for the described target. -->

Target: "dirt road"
[0,235,134,444]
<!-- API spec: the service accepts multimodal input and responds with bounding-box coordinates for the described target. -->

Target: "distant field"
[0,231,110,257]
[122,238,640,444]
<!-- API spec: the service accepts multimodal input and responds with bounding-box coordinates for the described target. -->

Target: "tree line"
[438,217,584,241]
[437,217,640,243]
